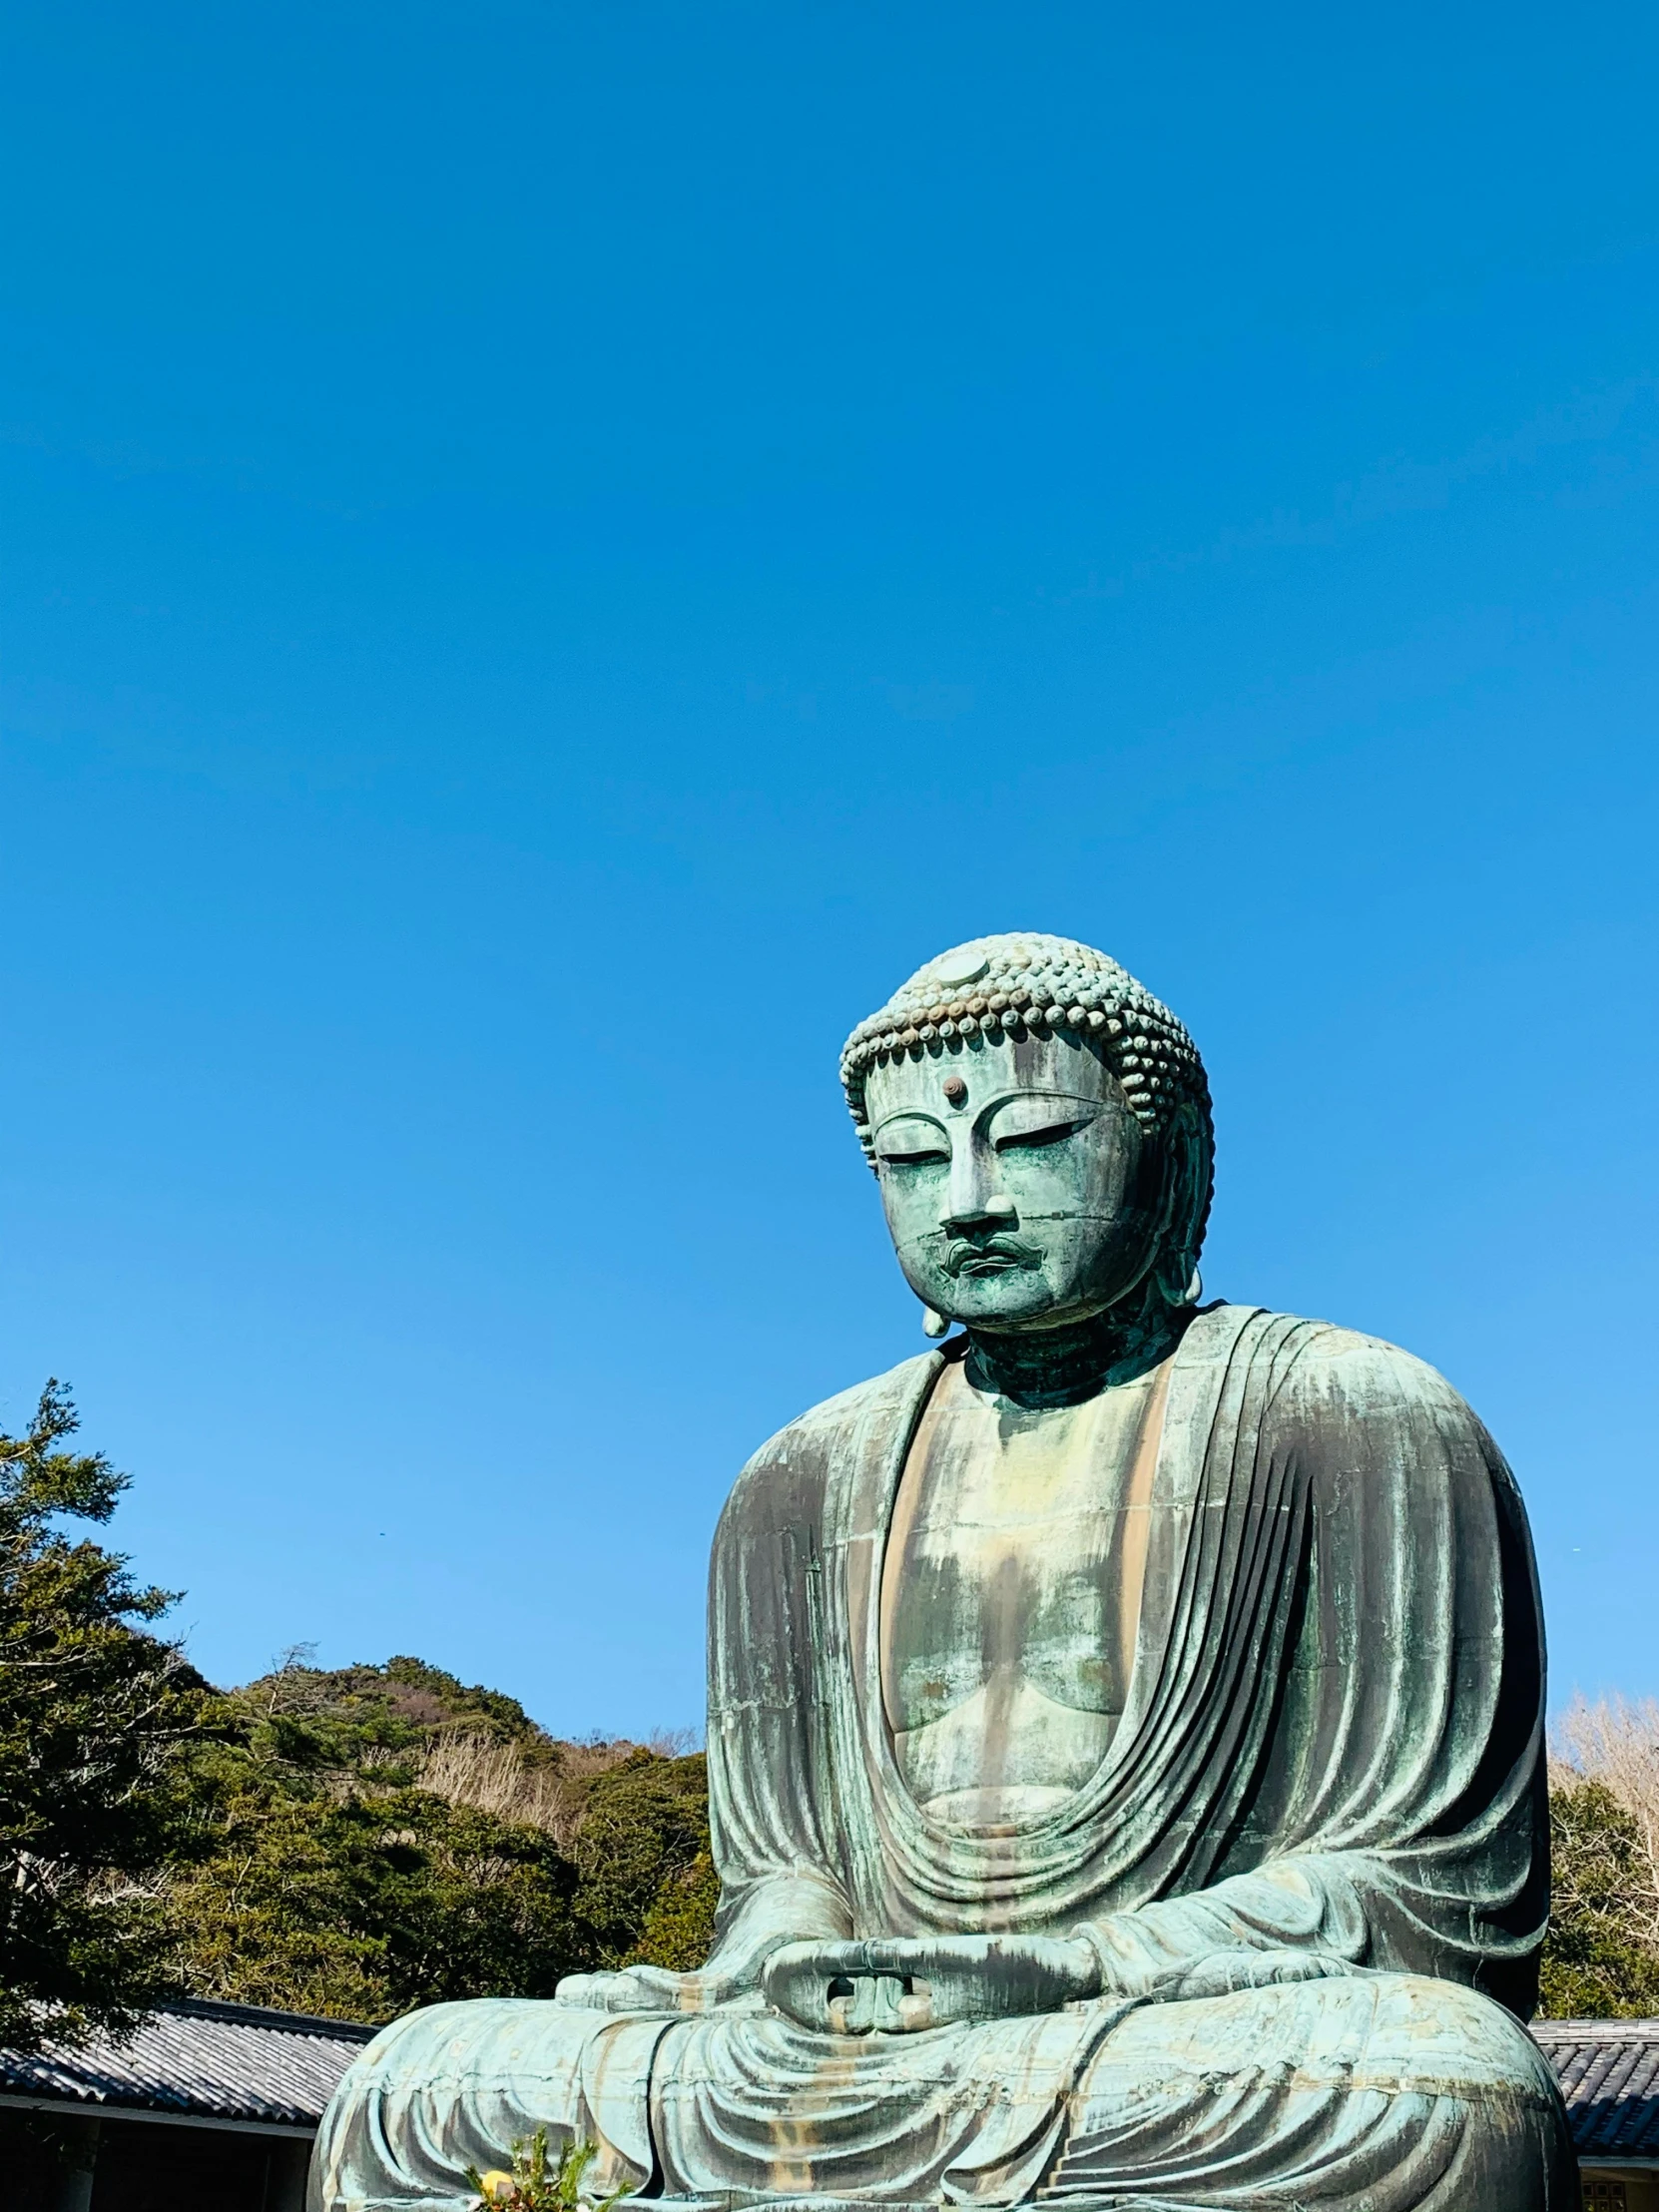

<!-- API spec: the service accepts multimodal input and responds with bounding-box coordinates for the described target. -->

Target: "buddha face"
[862,1029,1166,1333]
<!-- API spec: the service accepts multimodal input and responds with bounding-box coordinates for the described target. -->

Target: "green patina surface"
[312,934,1576,2212]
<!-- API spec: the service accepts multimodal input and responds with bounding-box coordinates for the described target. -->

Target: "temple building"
[0,1996,372,2211]
[1534,2018,1659,2211]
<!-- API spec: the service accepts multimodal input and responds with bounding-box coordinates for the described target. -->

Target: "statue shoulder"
[718,1351,941,1537]
[1235,1308,1504,1472]
[1268,1314,1472,1414]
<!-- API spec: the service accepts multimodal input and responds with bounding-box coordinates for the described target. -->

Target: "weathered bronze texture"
[312,933,1576,2211]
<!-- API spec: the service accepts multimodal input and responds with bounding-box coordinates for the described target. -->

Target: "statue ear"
[1152,1102,1211,1308]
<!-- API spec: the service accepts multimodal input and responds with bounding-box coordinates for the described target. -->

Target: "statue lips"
[944,1235,1044,1278]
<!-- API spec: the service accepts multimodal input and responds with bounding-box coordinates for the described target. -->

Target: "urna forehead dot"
[942,1074,968,1107]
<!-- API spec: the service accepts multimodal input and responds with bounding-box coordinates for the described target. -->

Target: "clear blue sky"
[3,1,1656,1736]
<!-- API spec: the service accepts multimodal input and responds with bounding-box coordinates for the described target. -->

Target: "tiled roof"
[0,1998,375,2130]
[1532,2018,1659,2160]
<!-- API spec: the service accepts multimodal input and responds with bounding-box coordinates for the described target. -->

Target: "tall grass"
[417,1733,638,1848]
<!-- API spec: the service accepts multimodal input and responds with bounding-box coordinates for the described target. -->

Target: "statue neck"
[962,1291,1188,1409]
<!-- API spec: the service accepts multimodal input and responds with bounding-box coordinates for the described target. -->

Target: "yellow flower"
[476,2172,516,2203]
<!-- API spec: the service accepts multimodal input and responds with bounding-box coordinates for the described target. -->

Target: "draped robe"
[311,1307,1576,2212]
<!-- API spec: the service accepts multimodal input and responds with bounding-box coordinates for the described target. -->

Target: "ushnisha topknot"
[839,931,1212,1172]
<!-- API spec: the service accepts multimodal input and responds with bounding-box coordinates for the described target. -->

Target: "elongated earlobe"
[1152,1105,1210,1312]
[921,1308,949,1340]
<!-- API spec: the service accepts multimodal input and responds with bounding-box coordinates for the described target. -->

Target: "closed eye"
[993,1118,1088,1153]
[873,1115,951,1166]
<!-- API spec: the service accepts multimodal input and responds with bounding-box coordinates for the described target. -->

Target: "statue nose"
[942,1194,1018,1234]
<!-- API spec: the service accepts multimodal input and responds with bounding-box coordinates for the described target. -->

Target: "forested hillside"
[161,1652,717,2022]
[0,1382,714,2041]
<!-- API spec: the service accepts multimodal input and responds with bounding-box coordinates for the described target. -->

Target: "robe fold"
[311,1307,1576,2212]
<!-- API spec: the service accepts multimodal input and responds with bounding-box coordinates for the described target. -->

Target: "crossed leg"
[1049,1972,1576,2211]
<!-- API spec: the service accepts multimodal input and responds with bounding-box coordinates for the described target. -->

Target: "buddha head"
[841,933,1213,1339]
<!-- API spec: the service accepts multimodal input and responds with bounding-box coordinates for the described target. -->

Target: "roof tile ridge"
[159,1996,376,2039]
